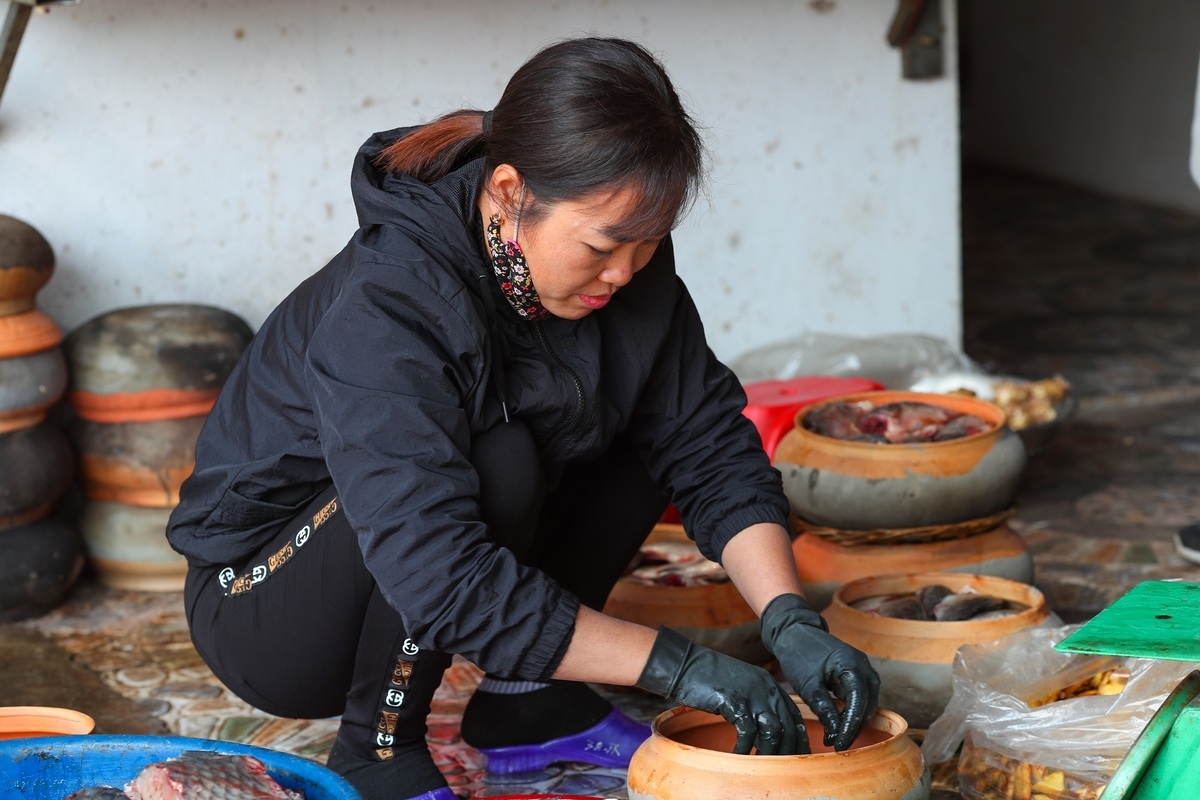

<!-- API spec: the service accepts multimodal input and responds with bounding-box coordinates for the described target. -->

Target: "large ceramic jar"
[822,572,1057,730]
[793,522,1034,610]
[604,524,767,662]
[77,502,184,592]
[71,416,206,507]
[774,391,1027,530]
[0,346,69,434]
[0,423,75,529]
[0,214,55,316]
[0,515,85,622]
[627,696,930,800]
[63,304,253,423]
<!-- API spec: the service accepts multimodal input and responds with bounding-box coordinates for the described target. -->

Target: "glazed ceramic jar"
[774,391,1027,530]
[0,515,85,622]
[71,416,207,507]
[793,522,1034,610]
[0,214,55,316]
[76,502,183,592]
[63,304,253,423]
[627,696,930,800]
[603,524,767,663]
[0,423,75,530]
[822,572,1057,729]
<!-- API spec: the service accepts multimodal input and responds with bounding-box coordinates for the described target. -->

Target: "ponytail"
[374,110,488,183]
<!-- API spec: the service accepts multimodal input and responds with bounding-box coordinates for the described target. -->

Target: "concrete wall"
[0,0,962,362]
[962,0,1200,212]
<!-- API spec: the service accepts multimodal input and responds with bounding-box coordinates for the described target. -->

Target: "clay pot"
[774,391,1027,529]
[604,525,768,663]
[78,501,185,592]
[0,346,69,434]
[71,415,205,507]
[627,696,930,800]
[0,515,85,622]
[0,215,55,316]
[822,572,1057,730]
[0,310,62,360]
[0,423,75,530]
[741,376,885,460]
[63,304,253,423]
[793,523,1034,610]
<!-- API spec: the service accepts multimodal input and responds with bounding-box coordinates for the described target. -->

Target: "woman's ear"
[486,164,524,217]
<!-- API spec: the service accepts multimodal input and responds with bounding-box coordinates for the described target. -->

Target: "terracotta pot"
[822,572,1057,730]
[63,304,253,422]
[0,310,62,360]
[0,515,85,622]
[71,415,205,507]
[627,696,930,800]
[0,423,75,530]
[0,346,69,434]
[78,501,186,592]
[604,524,768,663]
[774,391,1028,529]
[0,215,55,316]
[0,706,94,739]
[741,376,885,460]
[793,523,1034,610]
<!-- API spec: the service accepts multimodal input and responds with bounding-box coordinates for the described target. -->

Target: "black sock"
[326,739,448,800]
[460,679,613,748]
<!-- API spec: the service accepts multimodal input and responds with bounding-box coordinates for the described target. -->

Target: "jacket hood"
[349,125,486,247]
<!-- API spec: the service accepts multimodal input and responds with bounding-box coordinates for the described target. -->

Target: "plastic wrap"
[922,624,1200,798]
[727,331,986,389]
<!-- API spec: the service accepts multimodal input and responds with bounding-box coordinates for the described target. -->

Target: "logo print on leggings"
[375,732,394,747]
[218,567,235,588]
[251,564,268,583]
[294,524,311,548]
[375,747,394,761]
[391,659,414,687]
[401,638,419,657]
[385,689,405,708]
[377,711,398,736]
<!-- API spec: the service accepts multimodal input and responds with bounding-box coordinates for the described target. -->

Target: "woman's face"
[494,179,665,320]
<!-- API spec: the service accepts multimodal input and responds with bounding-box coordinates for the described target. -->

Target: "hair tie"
[481,110,494,138]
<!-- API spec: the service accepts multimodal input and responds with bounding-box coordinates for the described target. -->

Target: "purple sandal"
[476,707,651,775]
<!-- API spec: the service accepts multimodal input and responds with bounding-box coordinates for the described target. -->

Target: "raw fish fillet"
[123,751,303,800]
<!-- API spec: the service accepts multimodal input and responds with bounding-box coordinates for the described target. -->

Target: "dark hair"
[376,37,706,239]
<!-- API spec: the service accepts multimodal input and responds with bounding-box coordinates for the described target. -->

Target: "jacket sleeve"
[627,269,791,564]
[303,241,578,680]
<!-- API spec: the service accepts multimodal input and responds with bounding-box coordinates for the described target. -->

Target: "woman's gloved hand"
[636,626,809,755]
[760,593,880,752]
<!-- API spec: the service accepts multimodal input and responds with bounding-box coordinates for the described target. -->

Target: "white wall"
[963,0,1200,213]
[0,0,961,362]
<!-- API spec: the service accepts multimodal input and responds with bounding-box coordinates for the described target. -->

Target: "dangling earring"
[485,185,550,321]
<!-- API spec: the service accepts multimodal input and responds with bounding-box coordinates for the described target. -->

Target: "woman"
[168,36,879,800]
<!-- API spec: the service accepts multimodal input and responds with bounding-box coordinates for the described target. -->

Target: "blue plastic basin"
[0,734,360,799]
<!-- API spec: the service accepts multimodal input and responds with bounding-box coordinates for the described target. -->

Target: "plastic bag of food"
[922,624,1200,799]
[726,331,985,389]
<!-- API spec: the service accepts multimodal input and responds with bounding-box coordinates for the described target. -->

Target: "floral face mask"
[485,188,551,322]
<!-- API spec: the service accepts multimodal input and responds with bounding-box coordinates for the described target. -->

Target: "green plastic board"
[1056,581,1200,661]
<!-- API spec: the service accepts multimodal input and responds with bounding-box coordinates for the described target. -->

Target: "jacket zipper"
[536,323,586,455]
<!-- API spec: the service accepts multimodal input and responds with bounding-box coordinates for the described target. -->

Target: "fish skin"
[932,594,1008,621]
[65,788,132,799]
[123,751,303,800]
[876,596,929,620]
[916,585,954,618]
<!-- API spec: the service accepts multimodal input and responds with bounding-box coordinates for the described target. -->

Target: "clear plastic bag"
[727,331,986,389]
[921,624,1200,798]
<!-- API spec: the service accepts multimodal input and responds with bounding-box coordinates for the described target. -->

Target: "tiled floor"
[5,165,1200,798]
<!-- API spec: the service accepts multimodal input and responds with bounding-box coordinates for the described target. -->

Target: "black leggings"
[184,423,667,767]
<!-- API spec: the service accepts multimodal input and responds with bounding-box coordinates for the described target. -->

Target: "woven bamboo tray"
[791,506,1017,547]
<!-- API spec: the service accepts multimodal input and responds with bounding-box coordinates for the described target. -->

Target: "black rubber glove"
[636,626,809,755]
[760,593,880,752]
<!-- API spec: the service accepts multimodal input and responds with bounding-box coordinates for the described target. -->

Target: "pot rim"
[828,571,1047,633]
[791,390,1008,450]
[648,695,909,762]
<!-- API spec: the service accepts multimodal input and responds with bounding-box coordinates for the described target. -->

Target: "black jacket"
[167,126,790,681]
